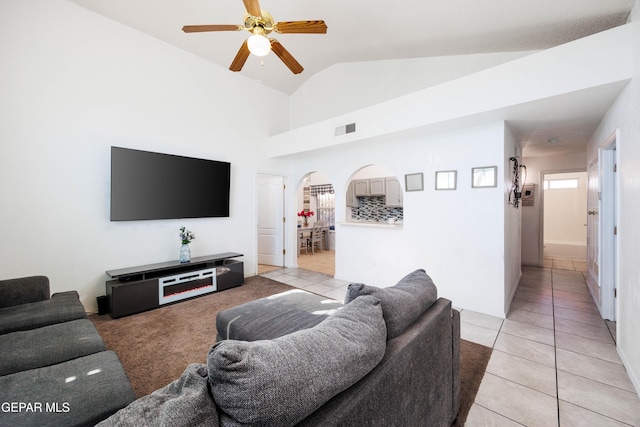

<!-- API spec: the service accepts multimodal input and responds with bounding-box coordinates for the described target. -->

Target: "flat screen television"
[110,146,230,221]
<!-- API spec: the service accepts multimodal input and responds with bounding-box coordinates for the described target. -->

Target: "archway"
[345,164,403,224]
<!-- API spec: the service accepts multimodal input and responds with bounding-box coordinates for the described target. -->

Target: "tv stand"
[105,252,243,318]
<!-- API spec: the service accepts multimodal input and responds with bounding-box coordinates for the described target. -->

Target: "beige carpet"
[91,276,294,397]
[91,275,491,424]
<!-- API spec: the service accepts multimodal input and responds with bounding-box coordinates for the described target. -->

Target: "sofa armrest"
[452,308,461,421]
[299,298,459,427]
[0,276,50,309]
[51,290,80,300]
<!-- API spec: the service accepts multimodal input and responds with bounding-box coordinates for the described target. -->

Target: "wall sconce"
[508,157,527,208]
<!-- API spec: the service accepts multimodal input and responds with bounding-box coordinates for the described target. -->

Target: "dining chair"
[298,229,309,256]
[309,223,323,254]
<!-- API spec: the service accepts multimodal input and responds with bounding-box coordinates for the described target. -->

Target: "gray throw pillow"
[344,269,437,339]
[208,295,386,427]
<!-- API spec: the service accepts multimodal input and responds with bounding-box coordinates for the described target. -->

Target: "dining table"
[298,224,330,252]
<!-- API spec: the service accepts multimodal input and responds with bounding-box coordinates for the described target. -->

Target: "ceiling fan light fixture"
[183,1,326,73]
[247,33,271,56]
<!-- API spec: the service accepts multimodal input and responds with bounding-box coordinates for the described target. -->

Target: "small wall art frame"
[435,170,457,190]
[303,185,311,211]
[472,166,497,188]
[405,173,424,191]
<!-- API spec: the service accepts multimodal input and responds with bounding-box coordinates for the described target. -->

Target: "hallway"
[463,265,640,426]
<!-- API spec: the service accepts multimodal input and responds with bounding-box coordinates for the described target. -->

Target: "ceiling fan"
[182,0,327,74]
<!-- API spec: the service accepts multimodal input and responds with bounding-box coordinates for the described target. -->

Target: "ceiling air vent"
[335,123,356,136]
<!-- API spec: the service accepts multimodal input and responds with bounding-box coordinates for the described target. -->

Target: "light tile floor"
[260,266,349,302]
[260,258,640,426]
[465,265,640,427]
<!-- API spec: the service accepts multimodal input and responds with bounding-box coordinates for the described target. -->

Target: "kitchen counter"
[340,221,403,229]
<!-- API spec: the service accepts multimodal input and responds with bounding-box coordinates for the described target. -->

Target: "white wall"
[520,152,587,266]
[290,52,536,128]
[586,0,640,395]
[286,122,511,318]
[351,165,395,180]
[271,25,633,158]
[503,126,523,314]
[0,0,290,312]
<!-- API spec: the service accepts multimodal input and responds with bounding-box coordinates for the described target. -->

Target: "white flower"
[179,226,196,244]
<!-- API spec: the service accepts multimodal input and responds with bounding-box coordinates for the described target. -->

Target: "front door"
[257,174,284,267]
[586,154,600,305]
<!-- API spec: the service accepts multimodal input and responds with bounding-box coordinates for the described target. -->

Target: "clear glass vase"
[179,243,191,263]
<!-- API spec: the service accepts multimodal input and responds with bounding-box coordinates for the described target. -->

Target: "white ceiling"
[71,0,634,156]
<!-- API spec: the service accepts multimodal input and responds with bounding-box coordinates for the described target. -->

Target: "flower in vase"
[297,210,314,218]
[179,226,195,244]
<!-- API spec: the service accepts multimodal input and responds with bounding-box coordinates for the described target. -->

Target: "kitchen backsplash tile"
[350,196,403,223]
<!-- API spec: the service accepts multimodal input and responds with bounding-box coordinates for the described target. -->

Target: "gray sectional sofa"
[99,269,461,426]
[0,275,136,427]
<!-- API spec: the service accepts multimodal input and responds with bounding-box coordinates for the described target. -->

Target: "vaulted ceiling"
[71,0,634,156]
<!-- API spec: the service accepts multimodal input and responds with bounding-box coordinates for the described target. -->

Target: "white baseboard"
[543,242,587,260]
[618,346,640,397]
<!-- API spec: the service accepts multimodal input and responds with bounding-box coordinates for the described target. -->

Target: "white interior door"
[600,141,618,321]
[586,154,600,305]
[257,174,284,267]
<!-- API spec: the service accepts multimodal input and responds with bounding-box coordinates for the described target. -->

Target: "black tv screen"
[110,147,230,221]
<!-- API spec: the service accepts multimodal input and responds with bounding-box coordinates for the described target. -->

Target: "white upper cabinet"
[346,180,359,207]
[354,178,386,196]
[348,176,403,207]
[354,179,370,196]
[385,177,403,207]
[369,178,386,196]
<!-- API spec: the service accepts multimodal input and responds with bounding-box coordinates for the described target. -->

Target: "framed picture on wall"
[472,166,497,188]
[303,186,311,211]
[435,170,457,190]
[405,173,424,191]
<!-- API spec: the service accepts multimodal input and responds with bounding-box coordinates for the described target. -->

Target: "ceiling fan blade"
[275,20,327,34]
[270,39,303,74]
[242,0,262,17]
[182,25,242,33]
[229,41,250,72]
